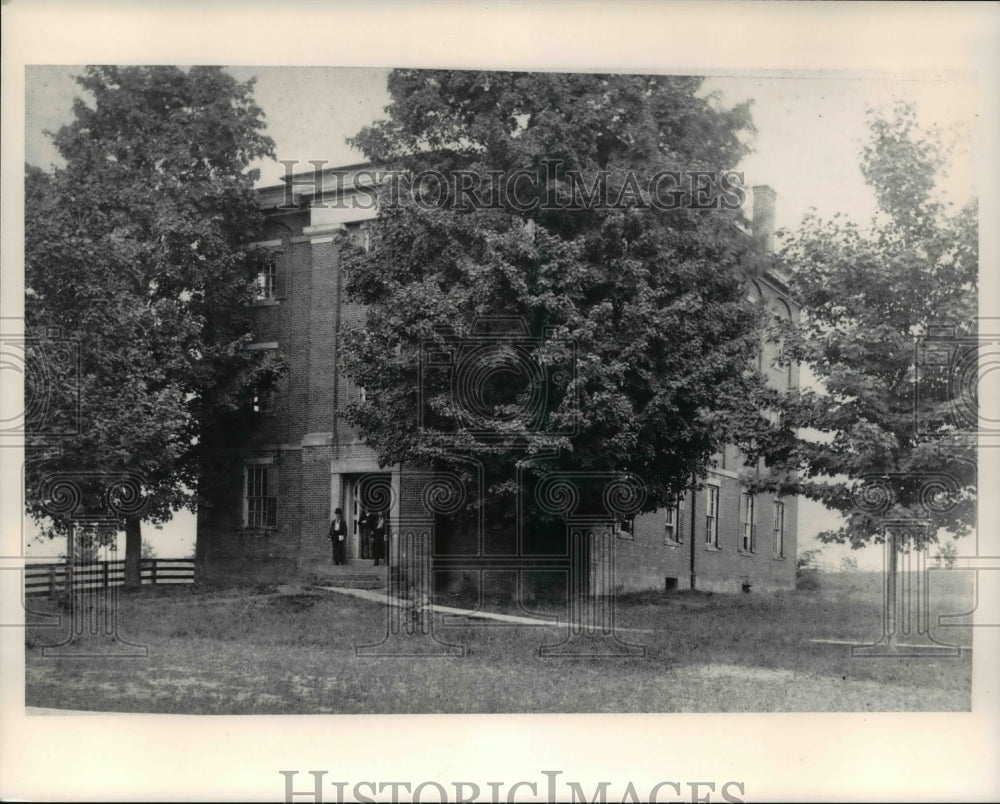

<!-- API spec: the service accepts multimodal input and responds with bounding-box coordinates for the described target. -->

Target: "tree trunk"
[124,516,142,589]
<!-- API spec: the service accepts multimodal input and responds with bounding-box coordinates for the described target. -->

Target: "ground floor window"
[245,465,277,529]
[614,516,635,539]
[773,500,785,557]
[740,492,756,552]
[664,498,684,544]
[705,485,720,548]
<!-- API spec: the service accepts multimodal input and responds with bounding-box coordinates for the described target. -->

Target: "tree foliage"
[342,70,776,526]
[934,540,958,569]
[776,102,977,547]
[25,66,278,584]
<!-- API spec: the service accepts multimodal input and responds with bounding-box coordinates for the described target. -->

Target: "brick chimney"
[752,185,776,254]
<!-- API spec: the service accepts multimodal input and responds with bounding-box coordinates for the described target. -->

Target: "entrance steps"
[300,558,388,590]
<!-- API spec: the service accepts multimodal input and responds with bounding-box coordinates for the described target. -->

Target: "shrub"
[796,548,822,591]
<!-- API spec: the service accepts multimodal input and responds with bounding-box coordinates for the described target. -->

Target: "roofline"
[255,163,795,299]
[257,160,376,194]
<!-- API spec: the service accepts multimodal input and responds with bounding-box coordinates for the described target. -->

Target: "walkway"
[313,583,660,634]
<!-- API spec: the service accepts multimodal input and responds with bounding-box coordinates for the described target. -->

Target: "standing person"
[364,508,379,560]
[329,508,348,565]
[358,506,371,560]
[373,512,388,567]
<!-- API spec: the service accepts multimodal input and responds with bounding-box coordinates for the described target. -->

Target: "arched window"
[747,280,764,372]
[774,299,794,390]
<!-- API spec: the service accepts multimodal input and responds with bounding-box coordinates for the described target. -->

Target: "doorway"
[342,473,392,560]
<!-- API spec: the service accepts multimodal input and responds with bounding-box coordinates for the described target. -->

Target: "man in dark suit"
[372,512,388,567]
[329,507,348,565]
[363,508,379,560]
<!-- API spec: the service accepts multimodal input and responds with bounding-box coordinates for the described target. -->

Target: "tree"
[140,539,158,560]
[58,524,113,565]
[25,66,280,587]
[775,102,977,549]
[342,70,776,536]
[934,540,958,569]
[796,547,823,572]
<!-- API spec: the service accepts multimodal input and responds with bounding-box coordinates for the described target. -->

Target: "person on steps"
[329,508,348,565]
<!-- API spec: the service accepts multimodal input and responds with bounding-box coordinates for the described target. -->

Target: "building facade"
[195,166,798,594]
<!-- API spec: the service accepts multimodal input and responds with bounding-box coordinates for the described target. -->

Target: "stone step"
[303,559,386,571]
[302,562,388,590]
[309,575,384,590]
[303,565,390,576]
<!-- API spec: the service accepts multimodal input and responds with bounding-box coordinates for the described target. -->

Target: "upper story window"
[252,388,276,416]
[252,233,289,303]
[773,298,794,390]
[760,297,795,391]
[747,280,764,373]
[245,342,280,419]
[255,254,277,301]
[344,221,371,253]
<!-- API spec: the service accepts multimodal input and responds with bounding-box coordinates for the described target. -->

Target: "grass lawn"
[24,571,973,714]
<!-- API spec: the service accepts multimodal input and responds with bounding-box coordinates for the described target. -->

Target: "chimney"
[752,185,776,254]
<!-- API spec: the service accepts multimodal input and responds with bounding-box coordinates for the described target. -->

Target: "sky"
[21,66,979,567]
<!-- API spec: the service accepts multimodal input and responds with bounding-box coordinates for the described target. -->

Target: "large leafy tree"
[25,66,279,585]
[342,70,776,536]
[774,102,977,548]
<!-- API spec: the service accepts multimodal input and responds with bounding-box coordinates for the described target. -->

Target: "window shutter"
[274,255,288,299]
[268,465,280,527]
[239,466,249,528]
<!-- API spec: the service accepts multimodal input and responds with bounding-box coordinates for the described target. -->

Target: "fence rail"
[24,559,195,597]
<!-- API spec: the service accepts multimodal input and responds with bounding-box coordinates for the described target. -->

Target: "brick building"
[195,165,798,594]
[613,186,799,594]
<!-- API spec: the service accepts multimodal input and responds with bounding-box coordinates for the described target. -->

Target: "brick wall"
[612,469,796,594]
[299,444,334,563]
[198,186,800,593]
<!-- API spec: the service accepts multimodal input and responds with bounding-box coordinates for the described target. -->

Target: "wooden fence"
[24,558,195,597]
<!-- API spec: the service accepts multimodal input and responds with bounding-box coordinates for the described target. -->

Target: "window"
[664,498,685,544]
[705,485,720,548]
[251,388,276,416]
[740,492,756,553]
[250,236,287,302]
[773,500,785,557]
[747,282,764,372]
[768,299,794,390]
[244,343,280,418]
[614,517,635,539]
[245,465,277,529]
[345,221,371,252]
[255,255,277,301]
